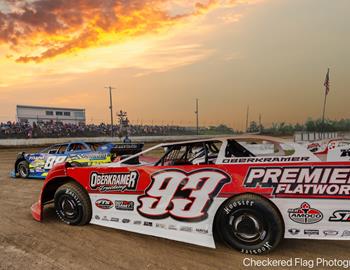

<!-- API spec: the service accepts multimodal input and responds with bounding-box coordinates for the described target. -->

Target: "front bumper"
[31,201,42,222]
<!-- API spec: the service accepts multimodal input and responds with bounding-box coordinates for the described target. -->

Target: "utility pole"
[105,86,115,137]
[259,113,262,133]
[195,98,199,135]
[245,105,249,133]
[321,68,330,138]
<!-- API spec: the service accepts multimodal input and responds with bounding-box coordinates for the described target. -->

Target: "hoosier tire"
[215,194,284,255]
[54,182,92,225]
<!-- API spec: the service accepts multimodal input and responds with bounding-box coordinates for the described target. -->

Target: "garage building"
[16,105,86,125]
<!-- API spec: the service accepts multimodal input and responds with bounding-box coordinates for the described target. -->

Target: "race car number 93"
[137,169,230,221]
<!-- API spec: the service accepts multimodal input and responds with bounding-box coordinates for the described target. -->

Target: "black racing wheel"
[54,182,92,225]
[17,160,29,178]
[215,194,284,255]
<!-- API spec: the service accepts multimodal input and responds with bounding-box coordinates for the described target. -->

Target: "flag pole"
[321,68,330,137]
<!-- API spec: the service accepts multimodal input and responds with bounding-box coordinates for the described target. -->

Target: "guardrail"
[0,135,229,147]
[294,132,339,142]
[294,132,350,143]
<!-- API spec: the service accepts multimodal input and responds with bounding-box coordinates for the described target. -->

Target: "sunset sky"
[0,0,349,130]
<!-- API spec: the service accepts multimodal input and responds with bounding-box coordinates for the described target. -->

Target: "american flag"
[324,68,330,95]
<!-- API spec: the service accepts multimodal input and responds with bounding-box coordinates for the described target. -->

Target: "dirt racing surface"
[0,147,350,270]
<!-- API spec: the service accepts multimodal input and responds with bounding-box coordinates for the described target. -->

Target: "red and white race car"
[31,136,350,254]
[306,138,350,161]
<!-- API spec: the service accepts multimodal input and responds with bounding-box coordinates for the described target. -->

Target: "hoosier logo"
[288,202,323,224]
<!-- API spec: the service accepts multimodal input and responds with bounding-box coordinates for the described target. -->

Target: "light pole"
[195,98,199,135]
[105,86,115,137]
[245,105,249,133]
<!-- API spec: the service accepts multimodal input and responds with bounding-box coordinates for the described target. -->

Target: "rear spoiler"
[110,143,144,156]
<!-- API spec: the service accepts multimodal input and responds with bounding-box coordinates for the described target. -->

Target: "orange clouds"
[0,0,224,63]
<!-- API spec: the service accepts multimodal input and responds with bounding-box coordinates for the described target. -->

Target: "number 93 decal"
[137,169,231,222]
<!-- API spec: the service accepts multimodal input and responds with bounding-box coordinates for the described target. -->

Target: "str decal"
[329,210,350,222]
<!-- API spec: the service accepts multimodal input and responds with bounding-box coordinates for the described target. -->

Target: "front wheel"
[17,161,29,178]
[54,182,92,225]
[215,194,284,255]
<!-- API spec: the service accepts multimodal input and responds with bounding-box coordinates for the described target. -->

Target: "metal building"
[16,105,86,125]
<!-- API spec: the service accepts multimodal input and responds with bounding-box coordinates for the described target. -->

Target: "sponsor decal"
[115,200,135,211]
[328,142,337,150]
[288,203,323,224]
[28,155,45,161]
[180,226,193,232]
[95,198,114,209]
[308,143,321,151]
[195,228,209,234]
[102,216,109,221]
[90,171,139,192]
[138,169,230,221]
[341,149,350,157]
[95,215,100,220]
[288,229,300,235]
[144,221,153,227]
[122,219,130,224]
[113,143,140,150]
[70,153,108,160]
[304,230,319,236]
[244,166,350,197]
[156,223,166,229]
[323,230,338,236]
[133,220,142,225]
[168,225,177,231]
[111,217,119,222]
[329,210,350,222]
[223,156,310,164]
[341,230,350,237]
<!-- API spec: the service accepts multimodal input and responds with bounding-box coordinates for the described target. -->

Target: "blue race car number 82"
[44,156,67,170]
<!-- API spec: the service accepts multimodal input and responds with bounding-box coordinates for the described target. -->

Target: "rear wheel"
[54,182,92,225]
[17,161,29,178]
[215,194,284,255]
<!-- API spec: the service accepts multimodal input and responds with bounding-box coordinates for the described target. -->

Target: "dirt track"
[1,148,350,270]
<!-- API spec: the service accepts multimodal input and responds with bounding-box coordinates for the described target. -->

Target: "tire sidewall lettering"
[65,189,82,206]
[241,241,271,254]
[223,199,254,215]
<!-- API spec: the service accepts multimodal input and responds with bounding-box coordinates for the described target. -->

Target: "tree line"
[247,118,350,136]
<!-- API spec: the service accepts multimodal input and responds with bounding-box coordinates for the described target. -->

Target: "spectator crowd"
[0,121,197,139]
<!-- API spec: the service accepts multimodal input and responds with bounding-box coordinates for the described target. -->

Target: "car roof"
[156,135,293,147]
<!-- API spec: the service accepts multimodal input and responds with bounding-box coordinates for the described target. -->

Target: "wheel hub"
[60,196,78,218]
[230,212,266,243]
